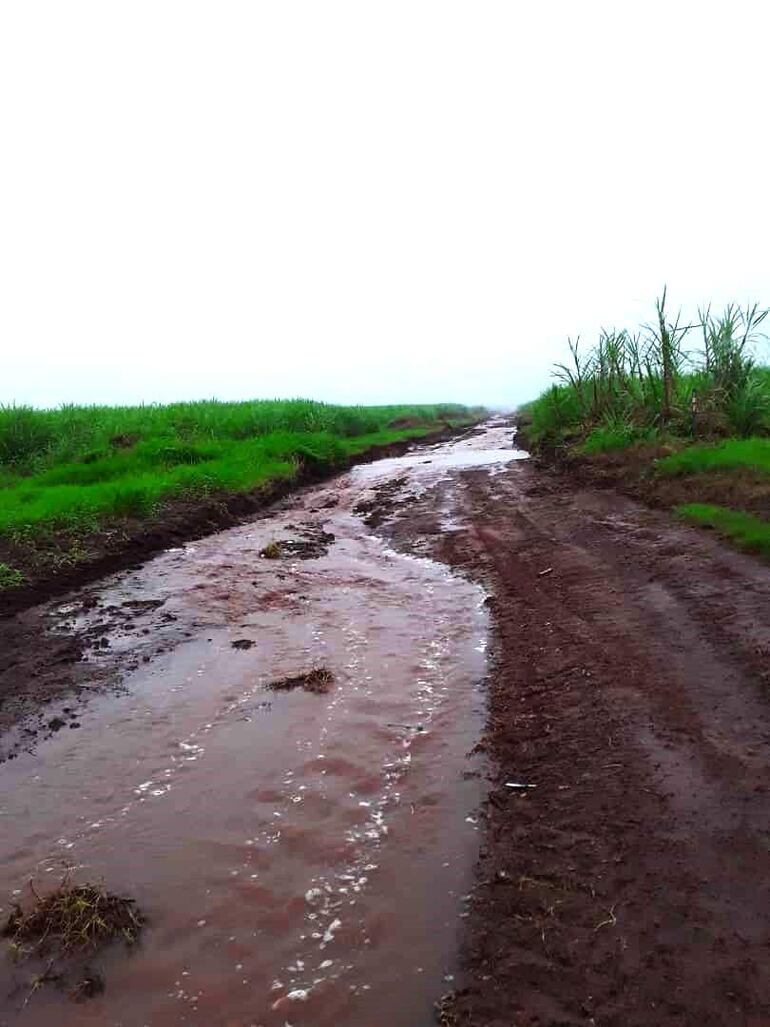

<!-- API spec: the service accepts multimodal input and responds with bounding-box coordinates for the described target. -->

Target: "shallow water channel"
[0,423,525,1026]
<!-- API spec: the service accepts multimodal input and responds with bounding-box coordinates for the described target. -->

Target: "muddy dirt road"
[1,421,769,1025]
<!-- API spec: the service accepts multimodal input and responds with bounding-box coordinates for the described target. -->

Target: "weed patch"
[260,541,282,559]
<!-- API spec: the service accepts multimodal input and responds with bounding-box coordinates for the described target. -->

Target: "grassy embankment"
[519,292,770,558]
[0,399,483,592]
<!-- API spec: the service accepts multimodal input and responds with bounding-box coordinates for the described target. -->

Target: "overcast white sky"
[2,2,768,409]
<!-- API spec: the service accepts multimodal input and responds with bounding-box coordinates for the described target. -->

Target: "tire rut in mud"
[375,462,770,1027]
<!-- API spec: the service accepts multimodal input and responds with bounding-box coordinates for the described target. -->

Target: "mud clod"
[260,524,335,561]
[230,639,256,650]
[354,476,410,528]
[266,668,334,694]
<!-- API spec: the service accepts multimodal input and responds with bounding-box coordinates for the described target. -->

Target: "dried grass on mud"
[3,879,145,1006]
[3,880,144,959]
[266,667,335,694]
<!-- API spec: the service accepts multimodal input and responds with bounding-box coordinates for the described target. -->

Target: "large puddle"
[0,422,525,1026]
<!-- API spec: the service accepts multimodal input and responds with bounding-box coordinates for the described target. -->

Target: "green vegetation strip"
[0,400,482,579]
[676,503,770,558]
[657,438,770,476]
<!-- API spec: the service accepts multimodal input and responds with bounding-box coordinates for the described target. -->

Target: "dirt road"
[0,421,768,1025]
[377,441,770,1026]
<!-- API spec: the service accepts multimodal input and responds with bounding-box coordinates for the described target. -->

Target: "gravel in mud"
[375,457,770,1026]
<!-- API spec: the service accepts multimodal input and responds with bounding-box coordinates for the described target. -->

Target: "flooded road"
[0,422,525,1026]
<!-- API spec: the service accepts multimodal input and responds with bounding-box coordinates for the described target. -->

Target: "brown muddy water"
[0,423,526,1027]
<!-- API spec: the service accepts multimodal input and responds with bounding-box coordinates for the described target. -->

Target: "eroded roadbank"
[1,421,768,1025]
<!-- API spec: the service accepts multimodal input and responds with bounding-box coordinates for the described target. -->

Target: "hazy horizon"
[2,2,769,410]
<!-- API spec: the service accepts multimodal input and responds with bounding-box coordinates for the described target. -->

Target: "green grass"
[0,399,474,472]
[657,438,770,477]
[0,562,25,589]
[676,503,770,558]
[0,400,482,545]
[580,423,659,455]
[519,293,770,565]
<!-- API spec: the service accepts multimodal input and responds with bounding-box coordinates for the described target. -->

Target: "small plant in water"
[3,879,145,959]
[260,540,282,559]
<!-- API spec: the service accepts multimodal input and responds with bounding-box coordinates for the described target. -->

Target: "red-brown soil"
[380,459,770,1026]
[1,426,768,1023]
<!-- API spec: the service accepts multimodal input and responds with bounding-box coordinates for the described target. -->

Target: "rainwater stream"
[0,422,526,1026]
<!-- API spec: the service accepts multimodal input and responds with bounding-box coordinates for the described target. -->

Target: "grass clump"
[0,562,25,589]
[657,438,770,477]
[581,422,659,455]
[676,503,770,558]
[3,880,144,959]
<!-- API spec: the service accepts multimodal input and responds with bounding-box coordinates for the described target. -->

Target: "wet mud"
[1,421,768,1025]
[266,668,335,694]
[0,424,518,1026]
[374,448,770,1026]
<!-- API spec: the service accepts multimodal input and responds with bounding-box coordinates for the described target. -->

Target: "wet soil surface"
[1,421,769,1025]
[0,424,516,1026]
[374,447,770,1026]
